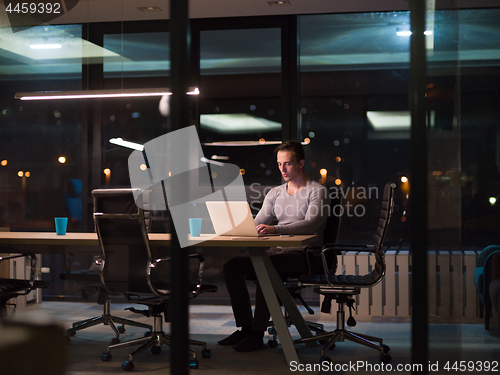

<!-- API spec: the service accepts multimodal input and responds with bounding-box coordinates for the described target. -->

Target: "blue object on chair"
[474,245,500,330]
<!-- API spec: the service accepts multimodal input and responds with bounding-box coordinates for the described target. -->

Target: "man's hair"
[275,141,305,162]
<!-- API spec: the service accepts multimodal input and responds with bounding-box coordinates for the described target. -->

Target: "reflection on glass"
[200,28,281,74]
[199,28,282,185]
[103,32,170,78]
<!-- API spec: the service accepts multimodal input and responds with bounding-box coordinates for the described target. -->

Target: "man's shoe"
[233,334,266,352]
[218,329,250,345]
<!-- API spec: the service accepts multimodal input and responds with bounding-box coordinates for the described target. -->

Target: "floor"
[2,301,499,375]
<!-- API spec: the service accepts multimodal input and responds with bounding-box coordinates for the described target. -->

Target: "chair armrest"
[151,254,206,298]
[0,253,38,285]
[322,243,375,250]
[0,253,35,261]
[188,254,205,297]
[315,244,376,287]
[474,267,484,291]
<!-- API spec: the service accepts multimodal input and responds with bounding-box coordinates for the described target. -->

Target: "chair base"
[293,303,391,362]
[67,298,152,341]
[300,327,387,355]
[267,317,325,346]
[102,314,210,370]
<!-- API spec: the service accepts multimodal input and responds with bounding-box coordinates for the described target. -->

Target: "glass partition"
[0,24,83,232]
[299,6,500,369]
[199,27,282,186]
[299,12,411,244]
[428,5,500,367]
[103,32,170,79]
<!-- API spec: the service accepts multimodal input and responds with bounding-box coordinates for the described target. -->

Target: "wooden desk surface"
[0,232,318,249]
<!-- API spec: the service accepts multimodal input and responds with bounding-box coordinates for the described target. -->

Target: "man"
[218,140,330,352]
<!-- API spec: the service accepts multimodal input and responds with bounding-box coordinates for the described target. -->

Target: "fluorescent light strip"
[15,87,199,101]
[30,44,62,49]
[267,1,291,5]
[200,157,225,167]
[137,6,162,12]
[109,138,144,151]
[202,140,309,146]
[396,30,433,37]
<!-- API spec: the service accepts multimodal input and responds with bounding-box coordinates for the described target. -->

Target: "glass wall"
[101,31,171,189]
[0,24,83,232]
[198,27,283,187]
[299,6,500,369]
[299,12,412,243]
[427,6,500,366]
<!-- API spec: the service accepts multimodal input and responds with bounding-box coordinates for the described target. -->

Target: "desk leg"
[249,248,312,366]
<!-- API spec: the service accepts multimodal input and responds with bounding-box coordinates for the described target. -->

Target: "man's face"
[277,150,304,182]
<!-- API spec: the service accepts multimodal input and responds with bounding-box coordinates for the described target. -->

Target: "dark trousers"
[223,249,314,332]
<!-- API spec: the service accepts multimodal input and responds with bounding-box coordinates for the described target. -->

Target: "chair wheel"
[189,359,199,369]
[267,339,278,348]
[382,344,390,353]
[201,348,211,358]
[151,346,162,355]
[320,356,331,364]
[118,325,126,334]
[144,331,152,337]
[111,337,120,345]
[101,352,112,362]
[380,353,392,363]
[122,361,134,371]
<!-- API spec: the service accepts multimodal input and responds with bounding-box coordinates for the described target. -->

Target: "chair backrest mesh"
[92,188,154,296]
[368,182,395,283]
[323,196,342,245]
[322,196,342,272]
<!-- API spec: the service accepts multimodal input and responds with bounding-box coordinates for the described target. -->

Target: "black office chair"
[59,190,153,344]
[474,245,500,330]
[293,182,395,363]
[0,253,50,318]
[92,188,217,371]
[266,196,342,347]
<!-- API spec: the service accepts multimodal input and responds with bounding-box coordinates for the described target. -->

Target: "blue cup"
[54,217,68,235]
[189,218,202,237]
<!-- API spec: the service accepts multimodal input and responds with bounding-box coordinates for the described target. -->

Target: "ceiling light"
[109,138,144,151]
[137,6,162,12]
[200,157,225,167]
[203,141,283,146]
[396,30,412,37]
[200,113,281,134]
[211,155,230,161]
[367,110,436,131]
[15,87,199,100]
[367,111,411,130]
[396,29,433,37]
[267,1,291,6]
[203,140,309,146]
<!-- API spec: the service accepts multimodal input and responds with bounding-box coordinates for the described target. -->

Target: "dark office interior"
[1,0,500,373]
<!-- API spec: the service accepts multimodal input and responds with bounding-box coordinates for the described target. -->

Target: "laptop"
[206,201,279,238]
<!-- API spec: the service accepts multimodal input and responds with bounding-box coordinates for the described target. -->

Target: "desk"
[0,232,318,365]
[191,234,318,365]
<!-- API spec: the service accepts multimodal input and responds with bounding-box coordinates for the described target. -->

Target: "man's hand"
[256,224,276,234]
